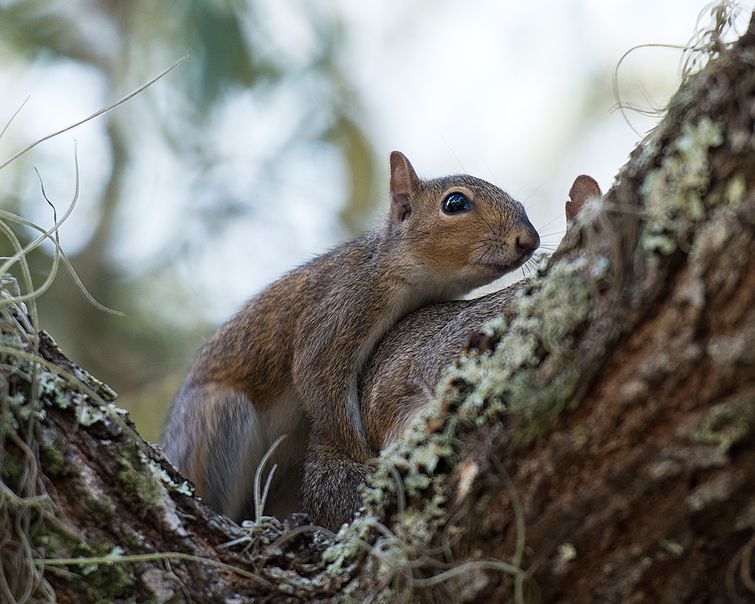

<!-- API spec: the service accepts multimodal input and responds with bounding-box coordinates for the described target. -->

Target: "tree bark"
[1,12,754,604]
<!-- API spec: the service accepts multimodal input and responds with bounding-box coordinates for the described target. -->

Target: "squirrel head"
[387,151,539,292]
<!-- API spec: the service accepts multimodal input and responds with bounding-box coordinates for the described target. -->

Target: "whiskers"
[520,251,545,278]
[470,236,496,256]
[537,226,563,255]
[474,239,498,267]
[535,213,564,234]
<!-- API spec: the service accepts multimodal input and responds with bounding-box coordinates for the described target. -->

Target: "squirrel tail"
[162,385,306,520]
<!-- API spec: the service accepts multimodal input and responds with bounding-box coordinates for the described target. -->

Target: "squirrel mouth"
[475,260,515,275]
[475,253,532,275]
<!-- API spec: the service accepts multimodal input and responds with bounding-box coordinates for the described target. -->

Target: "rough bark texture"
[1,12,754,604]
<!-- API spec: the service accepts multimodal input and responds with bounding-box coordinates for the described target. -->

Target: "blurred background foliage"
[0,0,380,439]
[0,0,750,440]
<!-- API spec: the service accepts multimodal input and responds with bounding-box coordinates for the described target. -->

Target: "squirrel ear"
[389,151,419,222]
[565,174,602,223]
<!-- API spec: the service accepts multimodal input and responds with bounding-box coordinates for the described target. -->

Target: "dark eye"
[442,192,471,214]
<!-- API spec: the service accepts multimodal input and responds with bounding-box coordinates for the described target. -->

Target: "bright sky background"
[1,0,752,322]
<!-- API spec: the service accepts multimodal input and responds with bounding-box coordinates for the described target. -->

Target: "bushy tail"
[162,385,267,520]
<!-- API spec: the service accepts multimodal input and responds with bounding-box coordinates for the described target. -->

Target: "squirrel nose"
[515,225,540,256]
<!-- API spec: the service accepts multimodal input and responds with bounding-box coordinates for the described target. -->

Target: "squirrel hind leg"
[163,385,267,521]
[300,430,372,530]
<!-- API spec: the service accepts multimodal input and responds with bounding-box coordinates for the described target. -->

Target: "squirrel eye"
[441,192,471,214]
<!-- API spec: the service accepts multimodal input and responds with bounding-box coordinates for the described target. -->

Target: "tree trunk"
[2,12,754,604]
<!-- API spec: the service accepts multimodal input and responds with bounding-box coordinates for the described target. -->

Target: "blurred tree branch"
[0,0,380,438]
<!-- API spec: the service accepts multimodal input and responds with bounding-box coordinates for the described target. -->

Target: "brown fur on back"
[361,284,524,450]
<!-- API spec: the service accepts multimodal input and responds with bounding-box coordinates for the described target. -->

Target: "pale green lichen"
[175,481,194,496]
[143,454,195,499]
[536,256,590,352]
[686,171,750,269]
[77,404,107,427]
[141,451,173,484]
[1,333,25,348]
[106,402,129,416]
[558,543,577,562]
[659,539,685,558]
[725,173,746,204]
[85,489,116,517]
[693,403,750,453]
[451,253,591,429]
[570,425,590,448]
[38,437,66,477]
[689,210,731,263]
[322,518,372,572]
[37,371,79,411]
[76,367,118,403]
[8,392,26,406]
[38,371,64,396]
[117,443,161,512]
[70,542,135,600]
[9,391,32,421]
[38,370,129,431]
[641,116,724,255]
[480,315,507,338]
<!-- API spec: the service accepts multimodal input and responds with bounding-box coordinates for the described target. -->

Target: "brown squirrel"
[361,175,603,451]
[162,151,539,526]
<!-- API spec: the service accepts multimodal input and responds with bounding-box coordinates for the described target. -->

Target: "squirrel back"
[360,284,523,451]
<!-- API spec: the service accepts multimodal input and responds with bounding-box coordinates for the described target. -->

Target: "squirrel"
[162,151,540,527]
[361,175,603,451]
